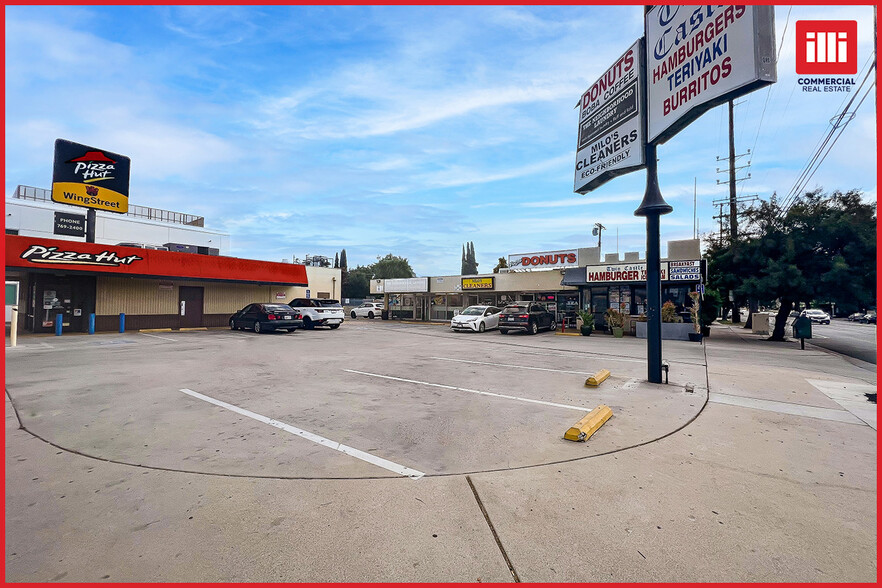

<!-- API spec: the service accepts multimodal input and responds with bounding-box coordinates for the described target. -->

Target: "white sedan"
[450,305,502,332]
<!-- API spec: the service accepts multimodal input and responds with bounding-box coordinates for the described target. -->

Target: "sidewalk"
[4,324,876,582]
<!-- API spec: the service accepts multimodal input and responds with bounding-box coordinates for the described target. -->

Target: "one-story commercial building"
[5,187,340,334]
[370,239,704,333]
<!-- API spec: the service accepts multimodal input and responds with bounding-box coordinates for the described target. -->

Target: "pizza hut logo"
[66,150,117,183]
[20,245,142,267]
[85,186,99,196]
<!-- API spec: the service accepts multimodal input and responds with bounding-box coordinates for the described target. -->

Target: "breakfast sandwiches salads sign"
[51,139,131,214]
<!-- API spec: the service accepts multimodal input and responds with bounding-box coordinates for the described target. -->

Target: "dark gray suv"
[498,302,556,335]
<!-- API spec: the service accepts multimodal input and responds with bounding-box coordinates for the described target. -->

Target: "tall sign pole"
[634,142,672,383]
[575,5,774,384]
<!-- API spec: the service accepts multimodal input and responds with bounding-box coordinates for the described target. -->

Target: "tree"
[339,249,350,297]
[372,253,416,279]
[710,189,876,340]
[461,241,479,274]
[344,265,372,298]
[334,252,339,269]
[493,257,508,273]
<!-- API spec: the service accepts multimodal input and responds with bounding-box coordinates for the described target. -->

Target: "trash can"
[381,309,389,320]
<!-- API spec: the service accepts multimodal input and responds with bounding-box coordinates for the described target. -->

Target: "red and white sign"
[5,235,308,286]
[646,5,776,144]
[795,20,857,75]
[508,250,578,271]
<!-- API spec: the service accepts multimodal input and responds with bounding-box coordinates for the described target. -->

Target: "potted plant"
[605,307,625,338]
[687,291,702,342]
[577,310,594,336]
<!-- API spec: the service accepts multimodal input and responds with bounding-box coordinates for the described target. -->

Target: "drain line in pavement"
[467,475,521,583]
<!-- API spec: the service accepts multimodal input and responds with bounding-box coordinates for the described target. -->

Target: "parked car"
[800,309,831,324]
[450,305,502,332]
[862,311,876,324]
[848,312,867,321]
[351,301,384,319]
[498,302,556,335]
[288,298,345,329]
[229,303,303,333]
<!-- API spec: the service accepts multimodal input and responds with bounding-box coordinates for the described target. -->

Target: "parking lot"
[5,321,875,582]
[5,321,706,480]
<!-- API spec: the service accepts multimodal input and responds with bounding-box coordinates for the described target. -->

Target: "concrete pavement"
[4,323,876,582]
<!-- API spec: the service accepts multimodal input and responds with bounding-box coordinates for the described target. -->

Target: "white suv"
[350,301,384,319]
[287,298,345,329]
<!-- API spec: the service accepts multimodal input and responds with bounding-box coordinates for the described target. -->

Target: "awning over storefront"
[5,235,308,286]
[560,267,587,286]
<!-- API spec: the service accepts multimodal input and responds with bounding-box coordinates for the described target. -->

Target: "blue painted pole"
[88,313,96,335]
[55,313,63,336]
[119,313,125,333]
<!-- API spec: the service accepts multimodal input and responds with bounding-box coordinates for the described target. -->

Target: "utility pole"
[592,222,606,251]
[716,99,752,324]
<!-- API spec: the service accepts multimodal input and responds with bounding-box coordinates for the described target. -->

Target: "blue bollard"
[55,313,63,336]
[119,313,125,333]
[89,313,95,335]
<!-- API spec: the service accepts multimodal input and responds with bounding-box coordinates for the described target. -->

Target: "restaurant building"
[5,187,339,334]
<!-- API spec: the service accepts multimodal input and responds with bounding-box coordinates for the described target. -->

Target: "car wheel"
[287,328,297,333]
[230,319,236,330]
[478,321,485,333]
[499,329,508,335]
[351,311,357,319]
[329,324,340,329]
[303,316,314,330]
[529,321,538,335]
[549,319,557,331]
[253,322,262,334]
[368,311,374,319]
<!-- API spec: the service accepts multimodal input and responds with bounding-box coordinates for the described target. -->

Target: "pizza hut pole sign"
[574,38,646,194]
[51,139,131,214]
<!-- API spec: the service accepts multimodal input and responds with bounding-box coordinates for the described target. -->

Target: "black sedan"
[498,302,557,335]
[229,303,303,333]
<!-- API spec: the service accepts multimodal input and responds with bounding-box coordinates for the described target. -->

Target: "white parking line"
[429,356,594,375]
[140,332,178,342]
[179,388,424,479]
[344,369,591,412]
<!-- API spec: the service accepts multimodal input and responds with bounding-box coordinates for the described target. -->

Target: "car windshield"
[460,307,486,315]
[316,299,342,307]
[264,304,293,312]
[503,305,528,313]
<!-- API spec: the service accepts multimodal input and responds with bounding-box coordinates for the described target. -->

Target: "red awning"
[5,235,308,286]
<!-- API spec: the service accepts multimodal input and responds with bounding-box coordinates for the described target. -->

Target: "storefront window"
[632,286,646,316]
[662,286,690,311]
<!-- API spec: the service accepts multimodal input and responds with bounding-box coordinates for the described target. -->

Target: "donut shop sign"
[507,249,579,271]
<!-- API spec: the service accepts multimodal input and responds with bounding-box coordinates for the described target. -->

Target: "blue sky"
[5,5,877,276]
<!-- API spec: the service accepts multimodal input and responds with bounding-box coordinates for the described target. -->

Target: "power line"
[781,77,876,216]
[779,63,877,214]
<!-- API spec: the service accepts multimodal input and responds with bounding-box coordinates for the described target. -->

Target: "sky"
[5,5,877,276]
